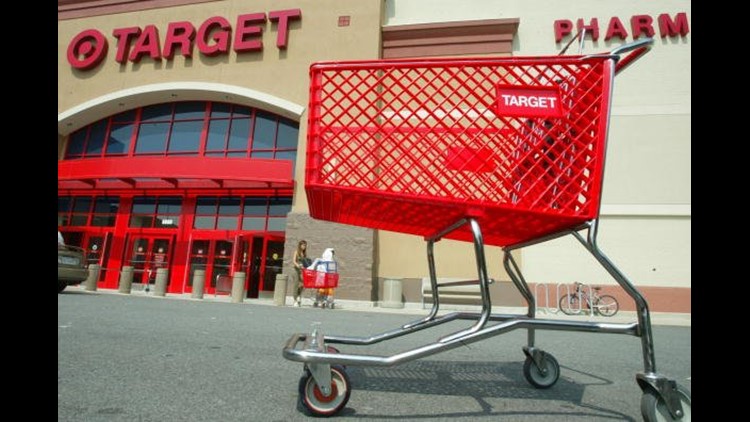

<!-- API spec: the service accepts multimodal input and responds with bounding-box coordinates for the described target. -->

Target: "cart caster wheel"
[523,352,560,389]
[641,384,691,421]
[298,365,351,417]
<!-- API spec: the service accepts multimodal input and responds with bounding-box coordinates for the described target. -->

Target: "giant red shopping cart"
[283,38,690,420]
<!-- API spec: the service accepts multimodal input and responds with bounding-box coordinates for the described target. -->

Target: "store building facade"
[58,0,690,311]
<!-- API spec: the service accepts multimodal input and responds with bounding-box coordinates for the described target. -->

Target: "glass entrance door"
[82,232,112,281]
[186,238,234,295]
[127,236,173,287]
[210,240,233,294]
[237,235,285,298]
[241,236,263,298]
[263,236,285,294]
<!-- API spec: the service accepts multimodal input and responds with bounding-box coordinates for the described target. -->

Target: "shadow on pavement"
[339,359,634,420]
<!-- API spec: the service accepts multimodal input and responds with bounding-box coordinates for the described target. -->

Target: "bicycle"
[559,282,619,317]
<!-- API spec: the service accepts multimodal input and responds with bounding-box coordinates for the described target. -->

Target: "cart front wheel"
[298,365,351,417]
[523,352,560,389]
[641,383,691,422]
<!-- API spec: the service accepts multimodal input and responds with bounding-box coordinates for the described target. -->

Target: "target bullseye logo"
[65,9,301,70]
[67,29,108,70]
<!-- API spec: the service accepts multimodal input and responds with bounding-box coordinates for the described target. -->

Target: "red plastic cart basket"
[305,53,621,246]
[302,268,339,289]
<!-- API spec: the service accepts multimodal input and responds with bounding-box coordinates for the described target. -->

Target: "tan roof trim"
[382,18,519,58]
[58,0,222,20]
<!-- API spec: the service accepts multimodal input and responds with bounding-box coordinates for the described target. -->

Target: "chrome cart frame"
[284,216,687,419]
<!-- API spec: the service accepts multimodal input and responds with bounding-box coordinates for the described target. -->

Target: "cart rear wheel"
[58,281,67,293]
[594,295,619,317]
[298,365,351,417]
[559,294,582,315]
[641,384,691,422]
[523,352,560,389]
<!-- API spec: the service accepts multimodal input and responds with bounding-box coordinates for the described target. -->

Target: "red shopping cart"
[302,268,339,308]
[284,38,690,420]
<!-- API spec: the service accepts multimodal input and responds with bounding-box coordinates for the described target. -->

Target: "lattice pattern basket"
[305,55,615,246]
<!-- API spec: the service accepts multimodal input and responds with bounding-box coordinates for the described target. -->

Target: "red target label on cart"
[495,85,564,118]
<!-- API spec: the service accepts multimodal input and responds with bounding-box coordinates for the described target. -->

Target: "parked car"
[58,232,88,293]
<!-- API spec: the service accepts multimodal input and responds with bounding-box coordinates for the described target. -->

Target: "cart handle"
[580,38,653,75]
[609,38,654,75]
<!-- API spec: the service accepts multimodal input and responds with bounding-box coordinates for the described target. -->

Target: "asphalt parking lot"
[58,289,690,421]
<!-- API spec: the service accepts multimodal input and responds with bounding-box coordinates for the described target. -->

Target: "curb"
[68,285,690,327]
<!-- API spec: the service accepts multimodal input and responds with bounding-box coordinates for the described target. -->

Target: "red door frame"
[236,233,285,298]
[262,234,285,293]
[82,231,112,281]
[236,234,259,297]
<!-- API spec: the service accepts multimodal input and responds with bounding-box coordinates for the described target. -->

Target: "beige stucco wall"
[381,0,691,288]
[377,233,513,281]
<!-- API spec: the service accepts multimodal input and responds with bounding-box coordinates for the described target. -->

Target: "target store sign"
[67,9,302,70]
[496,86,563,118]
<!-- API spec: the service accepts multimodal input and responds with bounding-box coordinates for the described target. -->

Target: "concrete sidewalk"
[69,285,691,327]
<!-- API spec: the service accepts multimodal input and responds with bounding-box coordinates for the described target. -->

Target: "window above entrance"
[58,196,119,227]
[194,196,291,232]
[130,196,182,228]
[58,101,296,192]
[64,101,299,163]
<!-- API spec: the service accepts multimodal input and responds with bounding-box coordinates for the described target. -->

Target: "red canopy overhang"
[58,157,294,192]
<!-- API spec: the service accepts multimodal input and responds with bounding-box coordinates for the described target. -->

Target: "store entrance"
[186,238,234,295]
[126,236,173,288]
[236,235,284,298]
